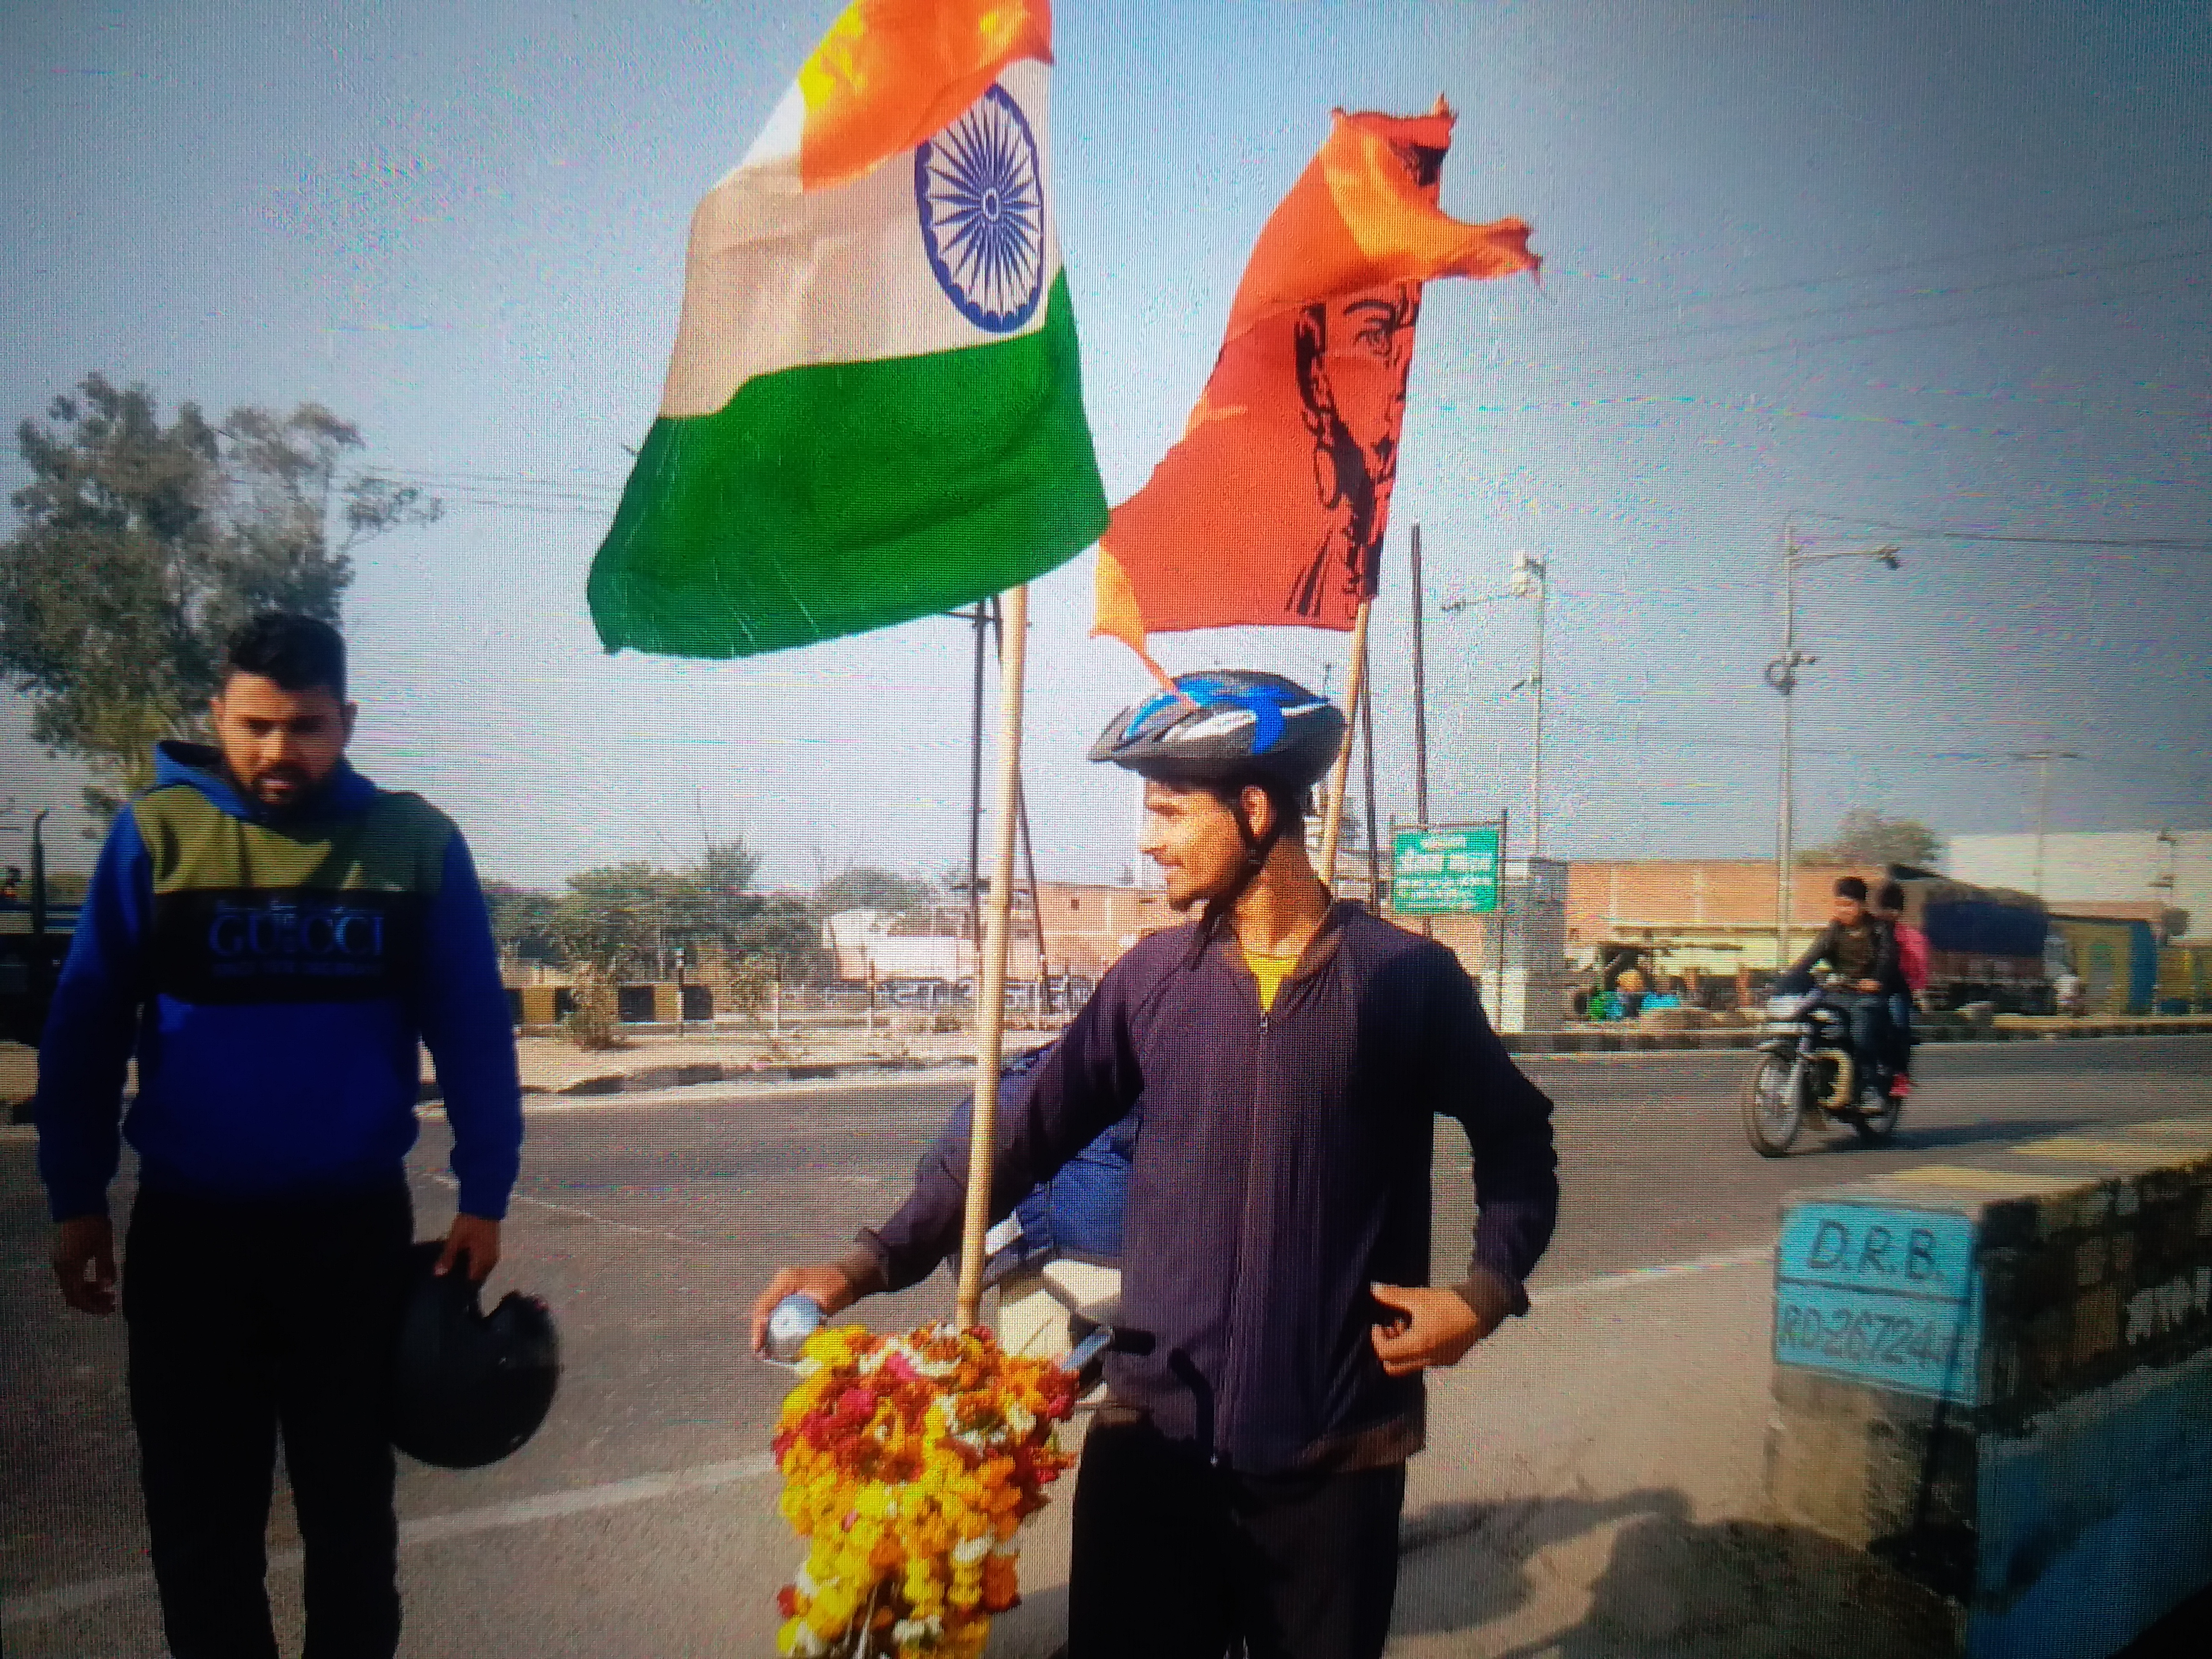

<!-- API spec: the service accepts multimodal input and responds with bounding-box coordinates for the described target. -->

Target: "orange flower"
[770,1322,1072,1656]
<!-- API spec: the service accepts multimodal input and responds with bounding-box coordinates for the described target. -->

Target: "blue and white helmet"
[1089,671,1346,794]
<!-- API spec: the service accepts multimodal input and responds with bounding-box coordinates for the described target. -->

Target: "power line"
[1460,263,2211,383]
[1534,207,2212,331]
[1793,510,2212,553]
[1502,242,2212,370]
[1549,722,2210,785]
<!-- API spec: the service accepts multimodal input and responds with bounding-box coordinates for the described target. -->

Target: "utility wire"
[1496,243,2212,369]
[1527,206,2212,330]
[1792,510,2212,553]
[1463,265,2210,383]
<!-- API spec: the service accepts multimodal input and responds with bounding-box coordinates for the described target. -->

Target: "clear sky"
[5,0,2207,890]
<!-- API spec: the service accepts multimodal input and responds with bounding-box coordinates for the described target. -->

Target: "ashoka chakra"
[914,85,1046,334]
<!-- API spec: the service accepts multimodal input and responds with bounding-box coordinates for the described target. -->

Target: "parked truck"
[1888,866,2053,1013]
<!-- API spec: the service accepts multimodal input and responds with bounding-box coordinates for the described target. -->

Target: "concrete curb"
[1495,1016,2212,1058]
[399,1020,2212,1106]
[418,1053,962,1105]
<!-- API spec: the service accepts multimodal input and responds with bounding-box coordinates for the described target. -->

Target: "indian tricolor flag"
[589,0,1107,659]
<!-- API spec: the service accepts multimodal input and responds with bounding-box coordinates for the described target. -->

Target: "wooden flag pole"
[955,582,1030,1329]
[1316,597,1373,889]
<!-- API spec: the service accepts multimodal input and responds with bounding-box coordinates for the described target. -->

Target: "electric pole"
[1765,530,1902,968]
[1508,550,1548,858]
[1409,524,1429,828]
[2009,747,2081,898]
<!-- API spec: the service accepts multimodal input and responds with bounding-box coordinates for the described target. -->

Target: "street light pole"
[1440,551,1551,851]
[1768,547,1808,972]
[1509,551,1548,858]
[1410,525,1430,828]
[1765,532,1902,970]
[2008,747,2081,898]
[2153,828,2181,943]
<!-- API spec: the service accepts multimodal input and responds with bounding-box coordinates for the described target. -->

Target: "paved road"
[5,1035,2209,1657]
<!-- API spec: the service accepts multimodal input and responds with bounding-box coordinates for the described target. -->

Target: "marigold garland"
[770,1322,1076,1657]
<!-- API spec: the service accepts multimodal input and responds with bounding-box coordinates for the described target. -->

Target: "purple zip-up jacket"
[842,901,1558,1476]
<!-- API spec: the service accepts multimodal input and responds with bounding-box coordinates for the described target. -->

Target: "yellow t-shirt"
[1244,947,1301,1013]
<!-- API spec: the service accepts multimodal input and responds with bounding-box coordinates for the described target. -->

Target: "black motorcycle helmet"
[391,1241,560,1469]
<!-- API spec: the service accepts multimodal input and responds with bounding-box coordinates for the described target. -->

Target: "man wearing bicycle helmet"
[754,670,1558,1659]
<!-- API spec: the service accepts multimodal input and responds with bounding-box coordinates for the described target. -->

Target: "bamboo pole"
[1316,597,1373,889]
[955,583,1029,1329]
[1359,634,1381,902]
[990,595,1051,990]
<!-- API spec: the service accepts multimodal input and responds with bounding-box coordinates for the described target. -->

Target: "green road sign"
[1390,825,1501,915]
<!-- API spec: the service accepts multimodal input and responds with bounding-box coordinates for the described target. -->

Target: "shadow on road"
[1870,1114,2097,1154]
[1391,1486,1958,1658]
[988,1580,1070,1657]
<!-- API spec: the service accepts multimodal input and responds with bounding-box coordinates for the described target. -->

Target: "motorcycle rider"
[1787,876,1897,1095]
[751,670,1559,1659]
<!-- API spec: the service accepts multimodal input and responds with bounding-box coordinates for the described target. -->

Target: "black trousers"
[123,1183,413,1659]
[1067,1419,1407,1659]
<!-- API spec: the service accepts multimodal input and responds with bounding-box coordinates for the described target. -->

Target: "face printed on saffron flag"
[1288,282,1423,623]
[1093,103,1536,665]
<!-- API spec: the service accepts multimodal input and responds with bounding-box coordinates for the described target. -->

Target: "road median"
[1767,1118,2212,1656]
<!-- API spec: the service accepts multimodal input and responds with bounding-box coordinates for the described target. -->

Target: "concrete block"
[1771,1141,2212,1658]
[2072,1238,2108,1288]
[1984,1340,2022,1407]
[2070,1287,2120,1367]
[2072,1186,2113,1232]
[2023,1307,2070,1391]
[2140,1165,2196,1205]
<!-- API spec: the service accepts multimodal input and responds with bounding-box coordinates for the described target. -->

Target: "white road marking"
[4,1246,1790,1627]
[418,1169,698,1245]
[1533,1244,1774,1308]
[0,1455,776,1626]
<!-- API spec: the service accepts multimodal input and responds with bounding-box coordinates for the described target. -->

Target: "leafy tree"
[547,866,658,1050]
[1798,808,1944,870]
[0,374,439,822]
[818,866,938,916]
[553,862,666,973]
[536,841,830,1044]
[483,882,561,966]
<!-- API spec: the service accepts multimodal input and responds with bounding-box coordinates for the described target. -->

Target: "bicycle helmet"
[1088,672,1345,794]
[391,1242,561,1469]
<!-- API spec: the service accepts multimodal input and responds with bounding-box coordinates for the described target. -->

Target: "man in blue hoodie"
[36,613,523,1659]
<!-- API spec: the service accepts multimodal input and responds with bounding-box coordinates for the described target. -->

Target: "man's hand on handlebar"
[750,1263,860,1354]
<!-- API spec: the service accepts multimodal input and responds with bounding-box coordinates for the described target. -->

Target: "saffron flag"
[589,0,1107,659]
[1094,102,1537,669]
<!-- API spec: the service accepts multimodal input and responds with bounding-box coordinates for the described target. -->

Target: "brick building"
[1562,857,1891,986]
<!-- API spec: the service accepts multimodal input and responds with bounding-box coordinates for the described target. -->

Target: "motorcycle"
[1741,973,1902,1156]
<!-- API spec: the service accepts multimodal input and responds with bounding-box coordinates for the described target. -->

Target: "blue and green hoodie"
[35,741,522,1223]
